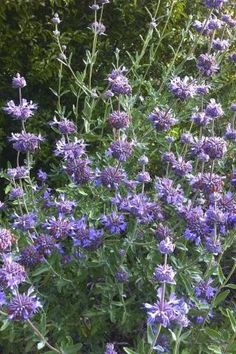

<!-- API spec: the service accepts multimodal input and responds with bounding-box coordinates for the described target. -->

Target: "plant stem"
[143,0,176,80]
[27,319,62,354]
[173,327,183,354]
[148,323,162,354]
[89,4,102,89]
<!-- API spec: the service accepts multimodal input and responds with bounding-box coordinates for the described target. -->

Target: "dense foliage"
[0,0,236,354]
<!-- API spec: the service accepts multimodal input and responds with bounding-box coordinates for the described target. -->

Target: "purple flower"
[221,15,236,28]
[124,179,139,190]
[161,152,175,163]
[205,206,226,226]
[100,212,127,234]
[191,111,212,127]
[115,269,129,282]
[231,170,236,186]
[230,103,236,111]
[165,136,175,143]
[107,68,132,95]
[169,76,196,100]
[0,256,26,288]
[104,90,114,98]
[50,117,76,134]
[108,111,130,129]
[108,140,133,162]
[153,265,176,284]
[138,155,149,165]
[193,19,211,35]
[180,205,206,245]
[104,343,117,354]
[190,138,205,156]
[202,137,227,159]
[12,73,26,88]
[9,187,24,200]
[193,16,222,35]
[155,177,185,206]
[207,17,223,30]
[72,217,103,250]
[8,287,41,321]
[44,215,73,239]
[4,99,37,121]
[37,169,48,182]
[55,137,86,159]
[205,237,222,254]
[224,124,236,141]
[9,132,44,153]
[229,53,236,63]
[0,229,13,251]
[118,249,126,257]
[34,234,57,256]
[98,166,126,189]
[170,157,192,177]
[205,99,224,118]
[64,158,92,185]
[144,290,189,328]
[196,83,211,95]
[181,132,194,144]
[144,299,174,327]
[212,38,230,52]
[197,54,219,76]
[111,75,132,95]
[20,245,43,268]
[148,107,177,132]
[113,193,164,224]
[195,278,217,301]
[0,291,7,306]
[90,21,106,35]
[189,173,224,194]
[184,228,201,245]
[159,237,175,254]
[155,224,174,241]
[136,171,151,183]
[7,166,29,179]
[13,213,37,231]
[54,194,76,214]
[203,0,227,8]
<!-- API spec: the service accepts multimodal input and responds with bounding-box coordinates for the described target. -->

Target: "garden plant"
[0,0,236,353]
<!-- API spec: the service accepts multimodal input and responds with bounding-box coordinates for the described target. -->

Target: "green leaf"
[226,309,236,333]
[123,348,137,354]
[77,189,88,196]
[224,283,236,289]
[147,324,154,344]
[0,319,10,331]
[168,329,177,341]
[214,290,230,307]
[32,264,49,277]
[60,343,82,354]
[218,265,226,285]
[208,345,222,353]
[205,328,221,339]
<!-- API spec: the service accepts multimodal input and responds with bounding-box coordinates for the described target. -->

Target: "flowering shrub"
[0,1,236,353]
